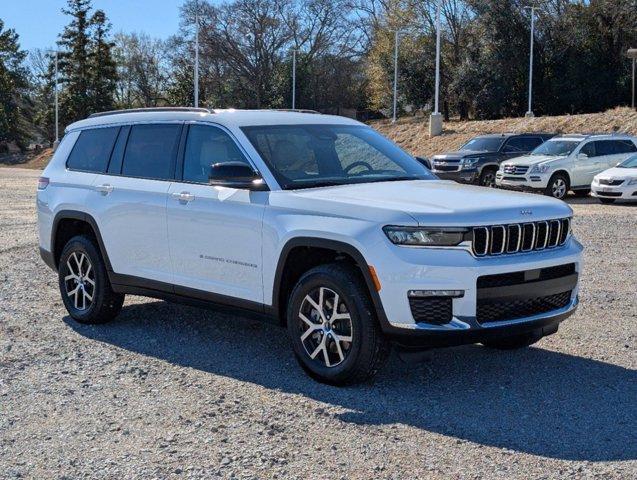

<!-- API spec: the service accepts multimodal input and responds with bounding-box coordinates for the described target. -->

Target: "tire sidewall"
[286,267,370,383]
[58,236,108,322]
[547,173,569,199]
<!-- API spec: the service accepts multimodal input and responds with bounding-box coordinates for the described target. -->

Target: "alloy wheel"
[63,252,95,311]
[552,178,567,199]
[298,286,353,368]
[481,171,496,187]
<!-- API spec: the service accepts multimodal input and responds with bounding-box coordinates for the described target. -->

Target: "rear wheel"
[58,235,124,324]
[287,263,389,385]
[482,331,543,350]
[598,198,616,204]
[479,168,497,187]
[544,173,569,200]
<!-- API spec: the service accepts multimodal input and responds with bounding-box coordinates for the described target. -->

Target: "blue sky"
[2,0,195,52]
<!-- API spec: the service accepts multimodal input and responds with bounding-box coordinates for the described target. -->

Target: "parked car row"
[427,132,637,203]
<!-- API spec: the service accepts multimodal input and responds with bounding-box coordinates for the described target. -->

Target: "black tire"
[544,173,569,199]
[58,235,124,324]
[478,168,497,188]
[286,263,390,385]
[482,331,543,350]
[598,198,616,204]
[573,189,590,197]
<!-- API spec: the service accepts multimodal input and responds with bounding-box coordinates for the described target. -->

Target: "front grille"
[596,191,622,197]
[476,290,572,323]
[409,297,453,325]
[472,218,570,256]
[433,162,460,172]
[477,263,576,289]
[503,165,529,175]
[599,179,624,186]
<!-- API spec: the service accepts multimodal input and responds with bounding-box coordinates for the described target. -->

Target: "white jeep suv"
[496,134,637,199]
[38,108,583,385]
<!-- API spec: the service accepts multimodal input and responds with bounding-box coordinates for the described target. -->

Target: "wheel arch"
[271,237,390,328]
[51,210,112,272]
[549,170,571,187]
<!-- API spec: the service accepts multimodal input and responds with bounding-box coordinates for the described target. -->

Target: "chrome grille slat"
[471,217,571,257]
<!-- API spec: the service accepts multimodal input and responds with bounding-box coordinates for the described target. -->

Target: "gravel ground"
[1,167,635,479]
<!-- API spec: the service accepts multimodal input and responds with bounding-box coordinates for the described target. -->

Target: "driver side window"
[182,125,250,184]
[579,142,596,158]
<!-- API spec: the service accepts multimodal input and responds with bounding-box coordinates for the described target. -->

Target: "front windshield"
[241,124,434,189]
[460,137,503,152]
[618,153,637,168]
[531,140,580,156]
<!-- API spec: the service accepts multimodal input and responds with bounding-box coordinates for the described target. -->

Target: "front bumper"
[432,169,479,184]
[591,181,637,200]
[496,172,549,190]
[370,237,583,348]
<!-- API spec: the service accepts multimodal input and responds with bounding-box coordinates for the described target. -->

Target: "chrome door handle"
[96,184,113,195]
[171,191,194,203]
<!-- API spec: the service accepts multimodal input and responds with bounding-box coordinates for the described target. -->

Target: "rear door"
[92,123,183,284]
[166,123,266,303]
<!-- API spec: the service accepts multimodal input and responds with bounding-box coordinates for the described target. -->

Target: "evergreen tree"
[57,0,93,123]
[89,10,117,113]
[0,19,31,149]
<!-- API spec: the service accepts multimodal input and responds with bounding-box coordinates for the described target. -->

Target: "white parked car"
[591,153,637,203]
[37,108,582,385]
[496,134,637,199]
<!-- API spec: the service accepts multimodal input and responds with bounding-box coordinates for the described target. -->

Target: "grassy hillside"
[372,107,637,158]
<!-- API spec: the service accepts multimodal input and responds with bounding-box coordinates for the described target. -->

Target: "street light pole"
[54,50,59,148]
[392,30,399,123]
[292,49,297,109]
[194,0,199,108]
[524,6,538,117]
[429,0,443,136]
[627,49,637,110]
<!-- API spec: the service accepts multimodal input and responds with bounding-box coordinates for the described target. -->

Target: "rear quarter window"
[66,127,120,172]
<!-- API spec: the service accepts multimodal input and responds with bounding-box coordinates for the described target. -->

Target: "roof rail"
[272,109,321,114]
[88,107,212,119]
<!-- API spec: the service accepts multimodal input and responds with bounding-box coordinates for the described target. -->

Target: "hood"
[273,180,572,226]
[596,166,637,179]
[502,154,565,167]
[433,150,494,160]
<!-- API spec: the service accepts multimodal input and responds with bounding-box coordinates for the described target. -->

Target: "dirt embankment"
[372,107,637,158]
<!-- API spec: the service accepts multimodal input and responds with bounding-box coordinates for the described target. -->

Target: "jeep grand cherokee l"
[37,108,582,385]
[431,133,554,187]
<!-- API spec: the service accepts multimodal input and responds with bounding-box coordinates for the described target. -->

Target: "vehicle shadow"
[65,300,637,462]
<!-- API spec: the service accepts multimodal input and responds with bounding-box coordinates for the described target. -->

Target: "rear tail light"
[37,177,50,190]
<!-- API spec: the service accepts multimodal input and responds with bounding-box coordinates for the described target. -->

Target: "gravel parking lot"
[1,167,635,479]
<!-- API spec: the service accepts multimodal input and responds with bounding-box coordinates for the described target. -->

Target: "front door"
[571,141,602,187]
[166,123,266,303]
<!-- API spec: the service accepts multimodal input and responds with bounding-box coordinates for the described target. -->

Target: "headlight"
[383,226,468,246]
[460,158,480,170]
[529,163,550,174]
[628,178,637,185]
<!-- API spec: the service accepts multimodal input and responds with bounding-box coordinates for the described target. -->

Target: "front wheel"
[479,168,497,188]
[286,263,390,385]
[544,173,569,200]
[59,235,124,324]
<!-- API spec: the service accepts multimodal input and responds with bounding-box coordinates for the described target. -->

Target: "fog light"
[408,290,464,298]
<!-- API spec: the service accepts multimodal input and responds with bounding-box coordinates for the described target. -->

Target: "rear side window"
[611,139,637,154]
[502,137,543,153]
[66,127,120,172]
[121,124,182,180]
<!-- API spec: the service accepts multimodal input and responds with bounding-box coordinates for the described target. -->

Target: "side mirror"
[577,153,588,160]
[416,156,431,169]
[208,162,268,190]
